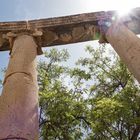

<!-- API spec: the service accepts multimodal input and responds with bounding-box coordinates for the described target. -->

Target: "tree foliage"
[38,45,140,140]
[0,44,138,140]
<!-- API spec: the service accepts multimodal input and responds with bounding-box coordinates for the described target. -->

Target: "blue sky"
[0,0,140,90]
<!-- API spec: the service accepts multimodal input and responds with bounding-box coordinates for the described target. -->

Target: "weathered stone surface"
[0,34,4,47]
[0,7,140,52]
[60,33,72,42]
[106,20,140,83]
[0,35,38,140]
[42,30,58,45]
[72,26,85,39]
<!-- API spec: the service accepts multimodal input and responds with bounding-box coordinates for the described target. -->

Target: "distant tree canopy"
[38,45,140,140]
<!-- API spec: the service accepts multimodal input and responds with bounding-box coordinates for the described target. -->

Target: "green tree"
[38,48,89,140]
[38,45,140,140]
[78,46,140,140]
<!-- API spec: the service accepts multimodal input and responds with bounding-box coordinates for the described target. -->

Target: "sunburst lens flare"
[117,8,132,17]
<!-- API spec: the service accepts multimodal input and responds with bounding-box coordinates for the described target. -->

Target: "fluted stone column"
[106,21,140,83]
[0,35,39,139]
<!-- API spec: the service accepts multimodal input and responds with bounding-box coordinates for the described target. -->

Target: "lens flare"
[117,8,132,17]
[115,0,138,17]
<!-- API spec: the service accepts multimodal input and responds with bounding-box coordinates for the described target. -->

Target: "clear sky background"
[0,0,140,91]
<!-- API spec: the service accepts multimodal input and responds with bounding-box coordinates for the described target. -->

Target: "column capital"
[5,29,43,55]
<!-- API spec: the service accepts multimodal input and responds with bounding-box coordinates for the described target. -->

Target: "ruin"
[0,7,140,139]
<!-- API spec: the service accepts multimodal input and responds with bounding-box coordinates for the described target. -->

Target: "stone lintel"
[0,7,140,52]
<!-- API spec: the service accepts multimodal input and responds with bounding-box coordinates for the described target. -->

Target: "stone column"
[0,35,39,139]
[106,21,140,83]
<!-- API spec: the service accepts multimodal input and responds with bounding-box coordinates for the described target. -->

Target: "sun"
[114,0,139,17]
[117,7,131,17]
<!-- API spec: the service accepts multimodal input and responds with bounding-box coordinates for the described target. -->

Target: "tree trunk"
[0,35,39,139]
[106,21,140,83]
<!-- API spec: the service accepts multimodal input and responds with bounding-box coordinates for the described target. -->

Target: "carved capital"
[6,29,43,55]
